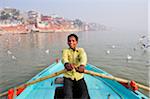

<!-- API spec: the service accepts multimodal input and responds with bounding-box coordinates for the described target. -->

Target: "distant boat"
[2,61,148,99]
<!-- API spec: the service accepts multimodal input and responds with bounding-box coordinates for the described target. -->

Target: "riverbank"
[0,27,83,34]
[0,25,29,34]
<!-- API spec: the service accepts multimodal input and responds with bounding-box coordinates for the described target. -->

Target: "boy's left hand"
[76,65,85,73]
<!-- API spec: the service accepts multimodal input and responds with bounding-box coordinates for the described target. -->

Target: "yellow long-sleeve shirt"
[62,48,87,81]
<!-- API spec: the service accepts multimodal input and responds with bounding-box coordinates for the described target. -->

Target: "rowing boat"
[12,61,148,99]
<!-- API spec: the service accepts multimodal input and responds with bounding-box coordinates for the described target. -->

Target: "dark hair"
[67,34,78,41]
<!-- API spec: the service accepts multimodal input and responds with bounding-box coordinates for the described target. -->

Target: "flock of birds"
[138,35,150,49]
[5,35,149,63]
[105,46,133,60]
[105,35,149,61]
[7,49,50,61]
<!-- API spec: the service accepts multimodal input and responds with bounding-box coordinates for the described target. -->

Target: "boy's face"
[68,36,78,49]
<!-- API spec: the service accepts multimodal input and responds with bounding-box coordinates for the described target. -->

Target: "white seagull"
[127,55,132,60]
[45,49,50,54]
[112,45,116,49]
[7,50,12,55]
[12,55,16,60]
[106,50,110,54]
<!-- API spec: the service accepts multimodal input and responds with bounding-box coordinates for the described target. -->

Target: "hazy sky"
[0,0,148,32]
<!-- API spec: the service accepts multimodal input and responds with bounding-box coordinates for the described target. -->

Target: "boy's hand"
[64,63,74,71]
[76,65,85,73]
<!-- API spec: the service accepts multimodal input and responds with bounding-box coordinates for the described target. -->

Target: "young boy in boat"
[62,33,90,99]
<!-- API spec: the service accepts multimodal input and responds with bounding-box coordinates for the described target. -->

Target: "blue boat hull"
[16,61,148,99]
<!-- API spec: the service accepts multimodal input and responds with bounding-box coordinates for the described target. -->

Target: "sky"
[0,0,148,32]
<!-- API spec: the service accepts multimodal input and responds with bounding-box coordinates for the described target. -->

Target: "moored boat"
[4,60,149,99]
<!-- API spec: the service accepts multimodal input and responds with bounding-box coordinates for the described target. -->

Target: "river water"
[0,30,149,96]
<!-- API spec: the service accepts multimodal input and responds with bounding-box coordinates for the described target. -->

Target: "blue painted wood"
[16,61,148,99]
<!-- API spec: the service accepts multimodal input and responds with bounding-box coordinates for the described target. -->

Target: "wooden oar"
[84,70,150,91]
[0,69,66,97]
[1,69,149,97]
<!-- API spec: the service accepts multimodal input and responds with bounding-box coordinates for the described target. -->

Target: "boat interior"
[16,62,148,99]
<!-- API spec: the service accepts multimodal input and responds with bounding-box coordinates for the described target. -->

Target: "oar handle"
[0,69,66,97]
[25,69,66,86]
[0,92,8,97]
[84,70,150,91]
[136,83,150,91]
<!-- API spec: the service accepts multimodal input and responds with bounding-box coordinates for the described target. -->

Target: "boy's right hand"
[64,63,74,71]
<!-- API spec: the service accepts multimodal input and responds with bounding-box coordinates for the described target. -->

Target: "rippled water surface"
[0,31,149,96]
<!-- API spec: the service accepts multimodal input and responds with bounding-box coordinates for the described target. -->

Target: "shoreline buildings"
[0,7,105,33]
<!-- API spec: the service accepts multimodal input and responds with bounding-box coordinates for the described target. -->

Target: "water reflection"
[0,32,69,92]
